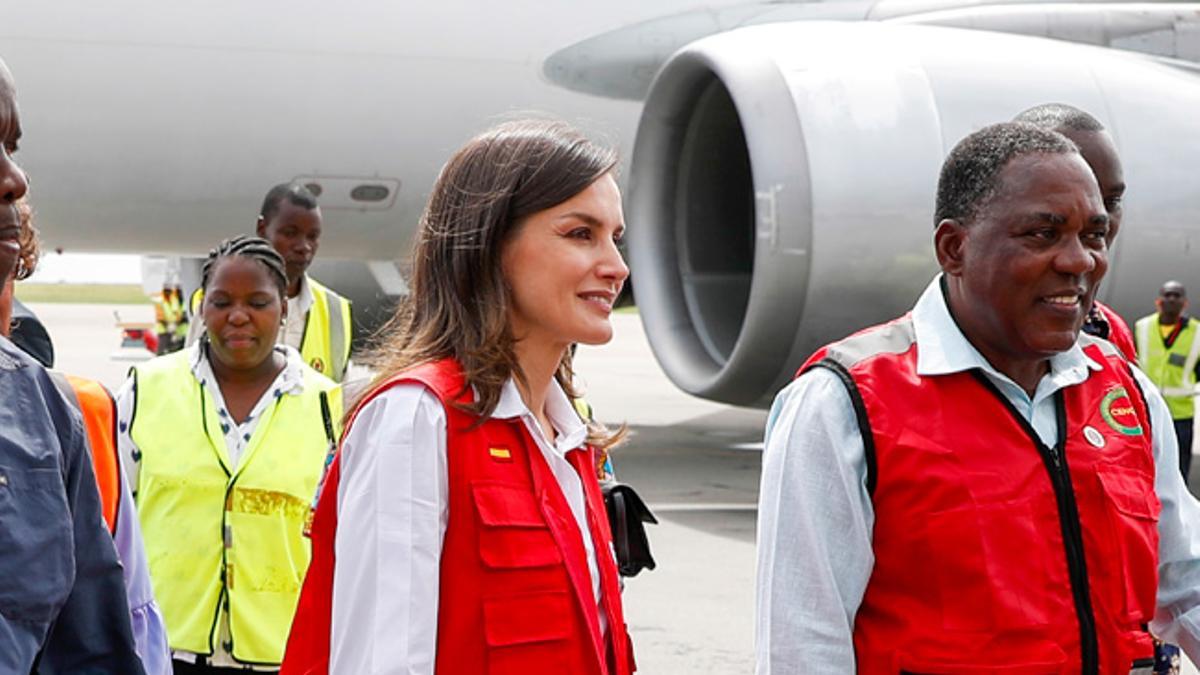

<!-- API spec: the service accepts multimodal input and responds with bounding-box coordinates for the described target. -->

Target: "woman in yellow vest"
[115,235,342,674]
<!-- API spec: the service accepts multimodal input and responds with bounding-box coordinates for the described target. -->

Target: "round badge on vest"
[311,357,325,373]
[1083,425,1106,449]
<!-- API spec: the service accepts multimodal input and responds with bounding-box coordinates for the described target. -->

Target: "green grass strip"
[15,283,150,305]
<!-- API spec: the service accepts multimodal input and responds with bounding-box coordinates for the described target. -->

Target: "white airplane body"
[4,0,1200,405]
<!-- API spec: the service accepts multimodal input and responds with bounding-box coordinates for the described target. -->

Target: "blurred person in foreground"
[756,122,1200,673]
[282,119,635,675]
[2,195,171,674]
[0,57,145,675]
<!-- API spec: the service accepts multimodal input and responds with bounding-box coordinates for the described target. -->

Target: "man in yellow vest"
[153,282,186,354]
[187,182,353,381]
[1135,280,1200,481]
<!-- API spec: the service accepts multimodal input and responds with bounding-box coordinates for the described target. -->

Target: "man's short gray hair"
[935,122,1078,225]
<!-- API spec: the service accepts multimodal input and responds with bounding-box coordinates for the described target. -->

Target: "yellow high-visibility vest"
[1135,313,1200,420]
[190,275,353,382]
[130,350,342,664]
[301,278,353,383]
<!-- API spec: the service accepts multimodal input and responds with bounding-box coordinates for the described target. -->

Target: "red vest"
[1095,301,1137,364]
[282,358,633,675]
[801,316,1159,674]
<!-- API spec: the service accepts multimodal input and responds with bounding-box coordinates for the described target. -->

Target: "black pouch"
[601,482,658,577]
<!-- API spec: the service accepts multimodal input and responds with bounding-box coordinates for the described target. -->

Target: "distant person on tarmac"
[0,57,146,675]
[1136,281,1200,480]
[187,183,353,381]
[1014,103,1136,361]
[757,122,1200,672]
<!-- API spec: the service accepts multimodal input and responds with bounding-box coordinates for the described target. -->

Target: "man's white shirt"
[756,276,1200,673]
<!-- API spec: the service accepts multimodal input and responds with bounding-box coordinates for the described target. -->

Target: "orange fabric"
[66,375,120,533]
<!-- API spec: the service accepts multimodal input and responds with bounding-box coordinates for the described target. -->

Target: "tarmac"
[30,303,1200,674]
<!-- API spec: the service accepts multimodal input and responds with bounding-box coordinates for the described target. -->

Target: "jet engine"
[628,21,1200,407]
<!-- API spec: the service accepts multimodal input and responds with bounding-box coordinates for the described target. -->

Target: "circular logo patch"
[1100,386,1143,436]
[311,357,326,373]
[1083,425,1106,448]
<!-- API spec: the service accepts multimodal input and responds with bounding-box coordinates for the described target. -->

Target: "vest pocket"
[921,498,1056,631]
[1094,465,1160,623]
[0,465,74,624]
[474,483,564,569]
[484,590,573,674]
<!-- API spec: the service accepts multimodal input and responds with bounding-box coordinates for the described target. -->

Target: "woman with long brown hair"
[282,119,634,675]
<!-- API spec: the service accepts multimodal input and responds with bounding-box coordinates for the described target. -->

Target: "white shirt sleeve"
[755,367,875,674]
[114,375,140,495]
[331,384,448,675]
[1133,365,1200,659]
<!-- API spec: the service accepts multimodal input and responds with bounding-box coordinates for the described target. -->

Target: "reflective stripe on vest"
[281,359,634,675]
[800,320,1158,674]
[49,372,120,534]
[1135,314,1200,418]
[130,351,342,664]
[301,278,352,383]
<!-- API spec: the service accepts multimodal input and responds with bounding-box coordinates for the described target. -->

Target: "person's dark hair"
[14,197,38,281]
[259,182,319,222]
[935,122,1077,225]
[201,235,289,300]
[366,119,623,448]
[1013,103,1105,133]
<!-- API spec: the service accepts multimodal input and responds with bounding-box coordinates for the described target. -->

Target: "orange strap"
[57,374,120,533]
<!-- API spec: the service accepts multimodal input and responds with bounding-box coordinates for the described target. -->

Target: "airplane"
[3,0,1200,407]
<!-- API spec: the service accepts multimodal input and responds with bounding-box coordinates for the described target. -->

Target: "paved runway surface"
[30,303,1200,674]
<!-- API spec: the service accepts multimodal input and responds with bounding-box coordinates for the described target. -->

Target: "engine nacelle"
[628,21,1200,406]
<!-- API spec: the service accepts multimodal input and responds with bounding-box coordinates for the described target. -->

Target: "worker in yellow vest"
[153,282,186,354]
[1135,280,1200,480]
[119,236,342,674]
[187,182,352,382]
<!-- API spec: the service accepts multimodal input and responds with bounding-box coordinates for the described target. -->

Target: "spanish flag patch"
[489,447,513,462]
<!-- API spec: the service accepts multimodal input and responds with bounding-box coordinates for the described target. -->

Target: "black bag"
[601,482,658,577]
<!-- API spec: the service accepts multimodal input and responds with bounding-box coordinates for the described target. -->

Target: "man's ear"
[934,218,968,277]
[255,216,268,238]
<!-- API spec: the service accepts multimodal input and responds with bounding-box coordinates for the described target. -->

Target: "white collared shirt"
[756,275,1200,673]
[330,376,605,675]
[282,274,314,353]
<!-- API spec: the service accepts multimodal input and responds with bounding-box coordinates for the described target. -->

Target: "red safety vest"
[800,315,1159,674]
[1095,300,1137,363]
[282,358,634,675]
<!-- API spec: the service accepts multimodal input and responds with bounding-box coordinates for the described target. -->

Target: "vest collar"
[490,377,588,456]
[913,275,1102,385]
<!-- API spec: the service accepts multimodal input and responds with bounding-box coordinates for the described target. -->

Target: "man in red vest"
[1014,103,1137,363]
[756,122,1200,674]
